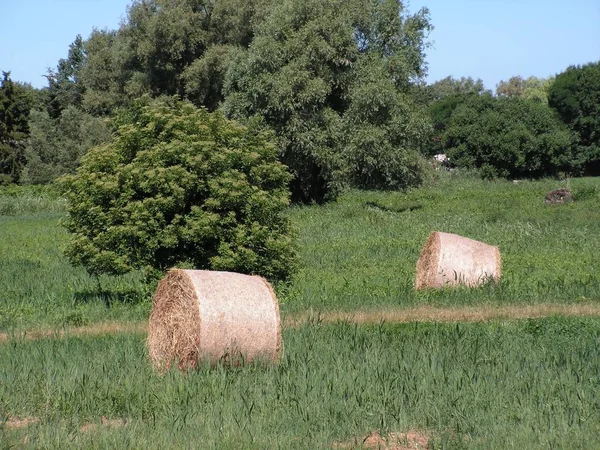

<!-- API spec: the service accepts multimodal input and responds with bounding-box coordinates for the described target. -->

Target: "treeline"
[426,66,600,179]
[1,0,599,201]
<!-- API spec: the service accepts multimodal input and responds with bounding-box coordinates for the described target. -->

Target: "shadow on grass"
[364,201,423,214]
[73,289,145,308]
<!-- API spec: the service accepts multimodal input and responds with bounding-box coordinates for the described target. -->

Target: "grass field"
[2,318,599,449]
[1,174,600,448]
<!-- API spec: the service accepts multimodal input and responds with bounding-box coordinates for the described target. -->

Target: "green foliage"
[79,0,270,115]
[224,0,433,201]
[496,75,554,104]
[43,35,86,119]
[342,55,431,189]
[442,94,573,178]
[22,106,112,185]
[548,61,600,174]
[427,76,489,103]
[60,97,296,281]
[0,72,35,183]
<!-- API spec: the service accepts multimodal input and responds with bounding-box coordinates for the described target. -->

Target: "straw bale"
[148,269,281,371]
[415,232,501,289]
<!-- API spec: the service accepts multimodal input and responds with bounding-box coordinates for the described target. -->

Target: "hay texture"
[415,232,501,290]
[148,270,281,371]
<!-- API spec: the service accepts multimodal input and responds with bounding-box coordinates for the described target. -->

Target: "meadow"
[1,173,600,448]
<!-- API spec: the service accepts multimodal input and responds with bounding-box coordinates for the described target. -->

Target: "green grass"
[2,175,600,329]
[284,173,600,313]
[2,177,600,448]
[0,211,148,331]
[1,317,599,449]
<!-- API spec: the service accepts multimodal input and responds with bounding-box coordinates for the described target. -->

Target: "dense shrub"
[443,95,574,179]
[60,97,296,281]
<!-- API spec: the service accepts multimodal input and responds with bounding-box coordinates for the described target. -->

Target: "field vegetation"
[2,173,600,331]
[1,1,599,447]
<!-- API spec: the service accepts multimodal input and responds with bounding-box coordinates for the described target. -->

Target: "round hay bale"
[148,270,281,371]
[415,232,501,290]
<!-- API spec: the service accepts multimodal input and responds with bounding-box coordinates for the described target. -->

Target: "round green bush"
[60,97,296,281]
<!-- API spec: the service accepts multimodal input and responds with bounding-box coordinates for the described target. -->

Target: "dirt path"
[2,303,600,344]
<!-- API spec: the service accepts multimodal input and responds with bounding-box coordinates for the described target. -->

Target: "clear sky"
[2,0,599,91]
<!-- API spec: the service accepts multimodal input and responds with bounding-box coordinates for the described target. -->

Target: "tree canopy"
[0,72,35,184]
[443,94,573,179]
[224,0,432,201]
[60,97,296,281]
[548,61,600,174]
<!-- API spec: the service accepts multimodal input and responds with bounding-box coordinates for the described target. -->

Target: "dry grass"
[2,303,600,344]
[2,416,39,429]
[147,270,282,371]
[333,430,429,449]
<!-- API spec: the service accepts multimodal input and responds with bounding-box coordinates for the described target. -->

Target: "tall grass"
[283,174,600,312]
[1,317,599,449]
[2,176,600,329]
[0,185,66,216]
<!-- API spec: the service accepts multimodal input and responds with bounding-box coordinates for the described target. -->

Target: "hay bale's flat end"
[148,269,281,372]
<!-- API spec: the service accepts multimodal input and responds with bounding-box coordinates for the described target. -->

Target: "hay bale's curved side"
[148,270,281,371]
[186,270,281,366]
[415,232,501,289]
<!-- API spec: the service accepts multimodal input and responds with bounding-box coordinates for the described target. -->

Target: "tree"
[224,0,433,201]
[424,76,490,155]
[22,106,112,184]
[0,72,34,184]
[44,35,86,119]
[60,97,296,281]
[79,0,270,115]
[427,76,488,103]
[496,75,553,104]
[548,61,600,174]
[443,94,574,179]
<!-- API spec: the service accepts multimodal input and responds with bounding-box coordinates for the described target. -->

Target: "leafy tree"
[79,0,270,115]
[224,0,432,201]
[424,76,490,155]
[496,75,553,104]
[443,94,574,178]
[427,76,488,103]
[0,72,35,183]
[23,106,112,184]
[548,61,600,174]
[60,97,296,281]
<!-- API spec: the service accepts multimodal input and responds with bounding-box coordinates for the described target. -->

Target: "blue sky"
[2,0,599,91]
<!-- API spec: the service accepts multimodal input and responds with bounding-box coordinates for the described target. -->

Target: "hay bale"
[415,232,501,289]
[148,270,281,371]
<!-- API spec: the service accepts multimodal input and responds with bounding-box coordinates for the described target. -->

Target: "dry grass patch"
[2,416,39,429]
[80,416,128,433]
[333,430,429,449]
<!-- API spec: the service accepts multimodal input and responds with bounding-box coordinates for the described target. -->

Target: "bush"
[443,95,574,179]
[60,97,296,282]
